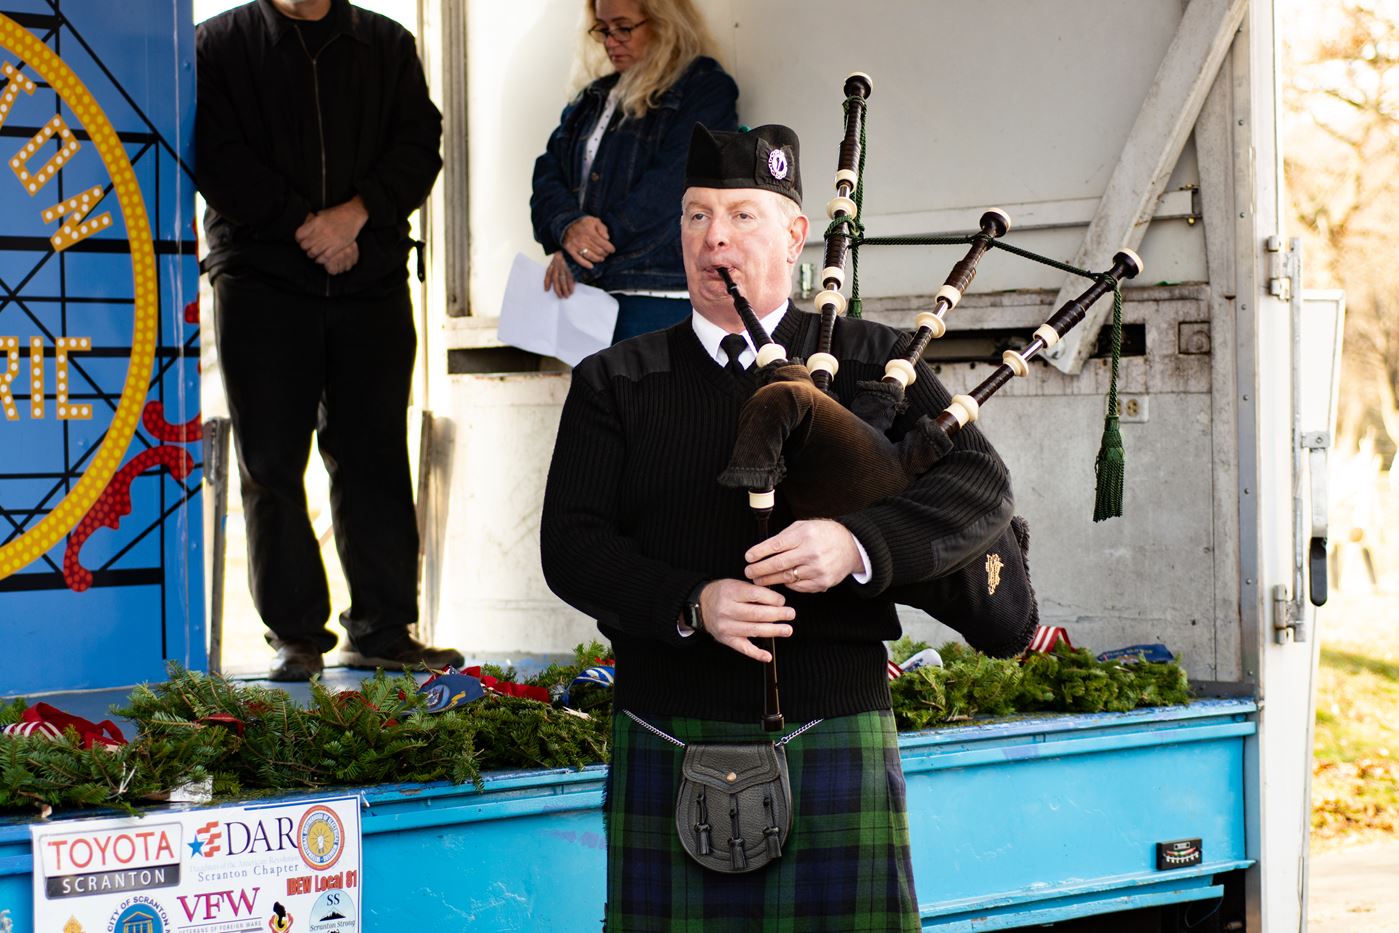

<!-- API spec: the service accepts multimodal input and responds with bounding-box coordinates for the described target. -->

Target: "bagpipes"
[717,73,1143,730]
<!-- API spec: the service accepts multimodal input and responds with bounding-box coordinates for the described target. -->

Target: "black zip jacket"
[196,0,442,297]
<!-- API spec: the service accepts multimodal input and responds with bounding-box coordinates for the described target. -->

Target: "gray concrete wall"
[858,284,1239,681]
[427,286,1241,683]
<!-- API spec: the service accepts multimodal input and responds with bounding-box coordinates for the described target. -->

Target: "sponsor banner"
[31,796,361,933]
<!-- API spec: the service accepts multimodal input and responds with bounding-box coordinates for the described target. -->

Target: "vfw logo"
[176,888,260,924]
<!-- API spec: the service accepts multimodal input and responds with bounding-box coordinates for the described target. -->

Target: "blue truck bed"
[0,697,1255,930]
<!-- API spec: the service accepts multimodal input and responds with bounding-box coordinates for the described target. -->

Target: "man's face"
[681,187,808,331]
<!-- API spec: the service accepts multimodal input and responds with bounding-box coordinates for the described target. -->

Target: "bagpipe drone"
[717,74,1142,730]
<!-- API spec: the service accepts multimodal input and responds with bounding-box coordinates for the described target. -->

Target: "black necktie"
[720,333,749,377]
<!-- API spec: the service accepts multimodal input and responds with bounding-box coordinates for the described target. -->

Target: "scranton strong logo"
[0,13,160,581]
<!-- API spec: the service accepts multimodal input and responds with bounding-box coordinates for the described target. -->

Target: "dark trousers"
[214,275,419,655]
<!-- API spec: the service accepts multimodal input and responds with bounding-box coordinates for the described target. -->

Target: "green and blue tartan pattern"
[603,709,919,932]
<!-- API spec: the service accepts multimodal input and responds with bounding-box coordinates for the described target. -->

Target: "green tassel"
[848,297,862,319]
[1091,281,1126,522]
[1093,414,1125,522]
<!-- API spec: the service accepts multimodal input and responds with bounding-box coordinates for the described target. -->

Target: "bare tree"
[1285,1,1399,455]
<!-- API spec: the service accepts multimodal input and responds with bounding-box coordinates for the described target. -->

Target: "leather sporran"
[675,741,792,873]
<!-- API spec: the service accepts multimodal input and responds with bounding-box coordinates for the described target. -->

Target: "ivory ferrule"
[914,311,946,339]
[1002,349,1029,378]
[935,283,962,310]
[834,168,858,188]
[1116,247,1144,277]
[806,352,839,378]
[813,289,847,316]
[756,344,787,368]
[1034,323,1060,349]
[883,357,916,388]
[946,393,980,427]
[821,266,845,290]
[826,195,858,220]
[749,489,776,510]
[983,207,1012,234]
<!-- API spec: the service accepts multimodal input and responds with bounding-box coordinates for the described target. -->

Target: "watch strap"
[684,580,708,633]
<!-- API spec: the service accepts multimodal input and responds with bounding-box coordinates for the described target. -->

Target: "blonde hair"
[772,195,803,226]
[571,0,719,120]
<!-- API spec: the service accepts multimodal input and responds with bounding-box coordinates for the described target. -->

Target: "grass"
[1312,603,1399,848]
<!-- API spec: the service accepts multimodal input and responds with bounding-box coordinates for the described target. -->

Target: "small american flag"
[2,720,62,739]
[1025,625,1073,655]
[886,658,904,680]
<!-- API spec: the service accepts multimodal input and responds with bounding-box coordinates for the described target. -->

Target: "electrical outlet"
[1117,395,1149,422]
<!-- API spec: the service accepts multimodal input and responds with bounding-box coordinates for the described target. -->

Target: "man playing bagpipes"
[540,121,1021,930]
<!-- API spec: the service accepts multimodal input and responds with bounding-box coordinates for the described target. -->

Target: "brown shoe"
[269,641,324,682]
[341,634,465,672]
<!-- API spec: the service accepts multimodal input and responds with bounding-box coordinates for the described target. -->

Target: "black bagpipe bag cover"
[718,363,1038,658]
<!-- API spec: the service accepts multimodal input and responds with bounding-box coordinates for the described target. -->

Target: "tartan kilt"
[604,709,919,932]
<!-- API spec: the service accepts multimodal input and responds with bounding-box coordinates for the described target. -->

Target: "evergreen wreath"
[0,639,1188,816]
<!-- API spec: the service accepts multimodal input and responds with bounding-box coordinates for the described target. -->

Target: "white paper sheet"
[497,253,619,367]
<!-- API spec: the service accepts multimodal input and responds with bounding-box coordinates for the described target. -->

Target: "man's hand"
[697,579,795,663]
[561,215,614,270]
[745,520,864,593]
[295,195,369,263]
[543,251,576,298]
[320,241,359,275]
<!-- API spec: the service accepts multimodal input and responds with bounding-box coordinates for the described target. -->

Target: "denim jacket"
[530,56,738,292]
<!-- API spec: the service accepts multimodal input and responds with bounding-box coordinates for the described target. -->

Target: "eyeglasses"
[588,19,648,43]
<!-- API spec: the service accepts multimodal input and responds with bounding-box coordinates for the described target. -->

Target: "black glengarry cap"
[684,123,802,205]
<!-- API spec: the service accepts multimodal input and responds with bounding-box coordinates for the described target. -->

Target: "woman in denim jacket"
[531,0,738,343]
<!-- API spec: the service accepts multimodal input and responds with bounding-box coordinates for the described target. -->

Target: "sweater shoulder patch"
[576,330,673,389]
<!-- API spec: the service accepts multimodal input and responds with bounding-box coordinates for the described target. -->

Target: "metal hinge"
[1265,236,1293,301]
[1272,583,1296,644]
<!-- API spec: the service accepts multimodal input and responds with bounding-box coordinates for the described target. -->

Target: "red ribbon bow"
[19,702,127,749]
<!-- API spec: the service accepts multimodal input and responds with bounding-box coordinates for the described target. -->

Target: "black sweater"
[540,307,1013,722]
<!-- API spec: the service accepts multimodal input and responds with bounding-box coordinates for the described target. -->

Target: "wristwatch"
[683,581,708,634]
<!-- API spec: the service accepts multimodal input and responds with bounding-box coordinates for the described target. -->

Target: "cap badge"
[767,148,789,181]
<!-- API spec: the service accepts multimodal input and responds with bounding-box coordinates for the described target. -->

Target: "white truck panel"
[437,2,1315,928]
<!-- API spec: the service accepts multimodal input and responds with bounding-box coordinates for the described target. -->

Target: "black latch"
[1309,537,1328,607]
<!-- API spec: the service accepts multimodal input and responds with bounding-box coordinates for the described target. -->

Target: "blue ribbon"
[561,665,615,707]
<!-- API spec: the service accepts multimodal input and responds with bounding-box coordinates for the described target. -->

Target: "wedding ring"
[790,568,800,582]
[581,247,590,256]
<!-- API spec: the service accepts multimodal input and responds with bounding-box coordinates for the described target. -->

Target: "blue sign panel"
[0,1,202,693]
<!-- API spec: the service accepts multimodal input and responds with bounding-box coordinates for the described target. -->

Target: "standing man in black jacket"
[197,0,463,680]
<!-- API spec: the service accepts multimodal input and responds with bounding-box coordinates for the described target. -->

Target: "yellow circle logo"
[297,805,346,871]
[0,14,158,579]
